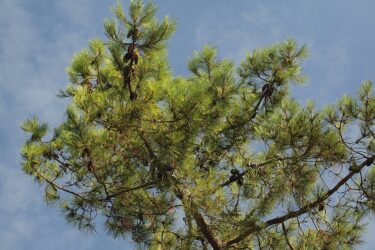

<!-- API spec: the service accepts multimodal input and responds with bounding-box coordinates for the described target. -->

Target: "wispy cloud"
[0,0,129,249]
[193,1,354,105]
[0,164,39,214]
[55,0,94,25]
[310,43,350,101]
[194,2,287,61]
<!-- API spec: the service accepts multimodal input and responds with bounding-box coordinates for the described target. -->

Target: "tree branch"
[282,222,294,250]
[176,188,224,250]
[104,180,157,200]
[139,129,225,250]
[192,207,224,250]
[32,168,89,202]
[226,89,267,131]
[224,156,375,247]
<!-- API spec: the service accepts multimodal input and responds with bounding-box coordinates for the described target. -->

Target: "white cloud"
[193,2,353,105]
[310,43,350,100]
[0,0,118,249]
[194,2,286,62]
[0,0,105,126]
[0,0,63,124]
[0,164,39,213]
[55,0,94,25]
[0,160,96,250]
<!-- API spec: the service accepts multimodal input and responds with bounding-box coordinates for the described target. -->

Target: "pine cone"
[262,83,274,97]
[87,159,95,172]
[132,51,139,64]
[128,44,136,53]
[123,53,132,63]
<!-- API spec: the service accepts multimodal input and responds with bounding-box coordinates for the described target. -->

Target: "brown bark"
[191,207,224,250]
[176,188,224,250]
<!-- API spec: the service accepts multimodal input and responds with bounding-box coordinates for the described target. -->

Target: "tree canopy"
[21,1,375,249]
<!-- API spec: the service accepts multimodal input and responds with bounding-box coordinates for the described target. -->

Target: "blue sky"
[1,0,375,249]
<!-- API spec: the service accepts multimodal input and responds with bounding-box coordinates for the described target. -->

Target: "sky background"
[1,0,375,249]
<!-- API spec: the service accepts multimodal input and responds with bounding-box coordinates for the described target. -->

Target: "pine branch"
[104,180,158,200]
[224,155,375,247]
[226,88,268,131]
[191,207,224,250]
[282,222,294,250]
[32,166,88,202]
[176,188,224,250]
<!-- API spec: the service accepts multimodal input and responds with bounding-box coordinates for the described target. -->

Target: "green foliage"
[21,116,49,141]
[20,1,375,249]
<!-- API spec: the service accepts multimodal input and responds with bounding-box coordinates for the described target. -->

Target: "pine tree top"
[21,1,375,249]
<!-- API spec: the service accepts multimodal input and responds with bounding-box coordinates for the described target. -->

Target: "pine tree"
[21,1,375,249]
